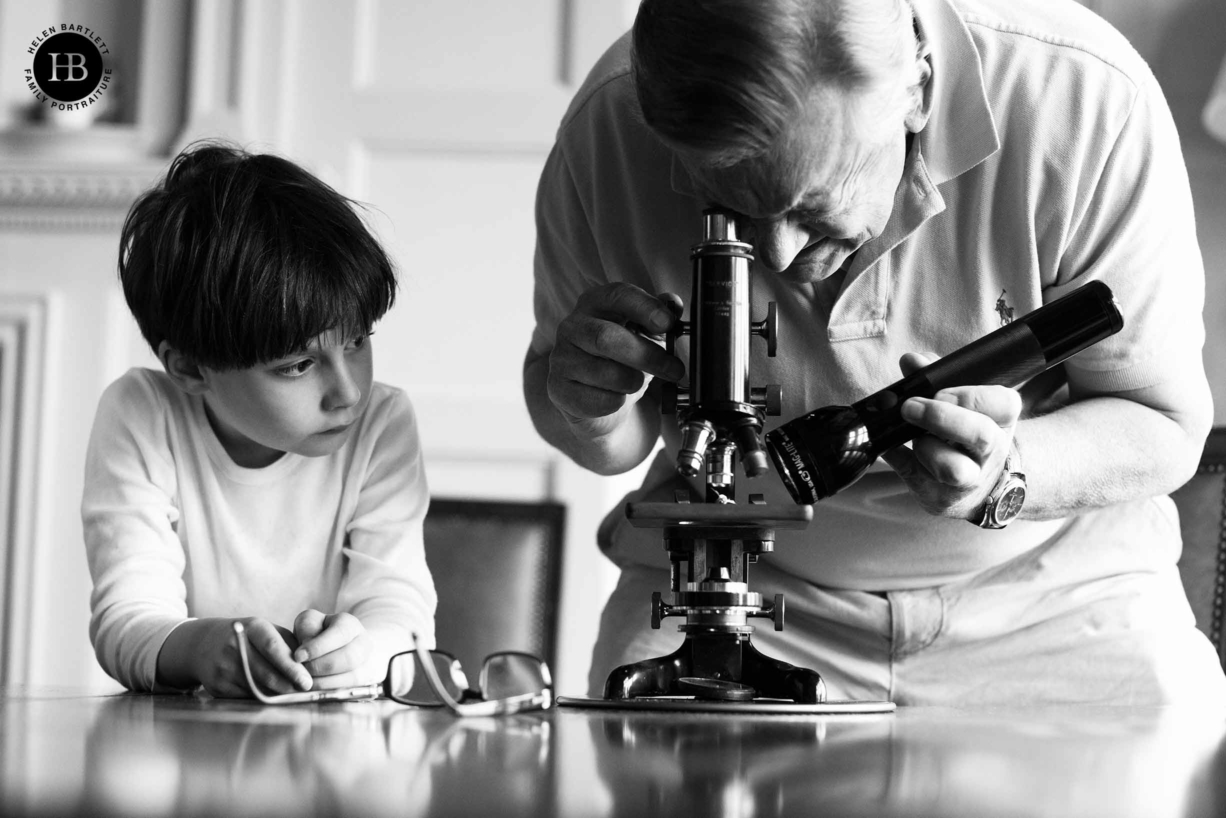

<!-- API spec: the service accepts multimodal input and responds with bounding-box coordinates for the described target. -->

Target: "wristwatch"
[975,444,1027,529]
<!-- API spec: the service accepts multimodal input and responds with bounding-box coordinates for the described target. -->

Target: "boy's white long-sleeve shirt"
[81,368,438,692]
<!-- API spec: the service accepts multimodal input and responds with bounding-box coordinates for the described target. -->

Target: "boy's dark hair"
[118,141,397,369]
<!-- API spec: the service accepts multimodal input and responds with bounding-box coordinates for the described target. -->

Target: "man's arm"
[524,344,662,476]
[523,283,683,476]
[885,48,1213,522]
[887,373,1211,522]
[1014,379,1212,519]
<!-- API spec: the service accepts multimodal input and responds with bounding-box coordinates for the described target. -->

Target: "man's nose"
[751,218,811,272]
[324,364,362,411]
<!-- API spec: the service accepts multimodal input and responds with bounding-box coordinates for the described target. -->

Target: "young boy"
[82,142,436,697]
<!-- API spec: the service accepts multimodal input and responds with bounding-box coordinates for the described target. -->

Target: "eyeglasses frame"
[231,621,553,715]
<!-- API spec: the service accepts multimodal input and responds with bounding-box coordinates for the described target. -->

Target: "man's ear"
[904,46,933,134]
[158,341,210,395]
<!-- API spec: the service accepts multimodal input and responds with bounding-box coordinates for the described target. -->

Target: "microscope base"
[602,631,827,704]
[557,695,894,714]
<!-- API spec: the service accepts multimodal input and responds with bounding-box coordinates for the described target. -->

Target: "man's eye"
[275,360,313,377]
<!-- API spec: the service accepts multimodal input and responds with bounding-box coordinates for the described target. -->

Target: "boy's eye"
[275,359,314,377]
[348,334,369,351]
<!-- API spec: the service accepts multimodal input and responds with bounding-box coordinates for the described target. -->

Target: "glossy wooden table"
[2,686,1224,818]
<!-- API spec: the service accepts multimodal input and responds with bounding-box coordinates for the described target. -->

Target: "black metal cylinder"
[765,281,1124,504]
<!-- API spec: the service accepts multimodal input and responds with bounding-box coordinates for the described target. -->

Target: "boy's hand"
[292,610,373,688]
[158,617,312,698]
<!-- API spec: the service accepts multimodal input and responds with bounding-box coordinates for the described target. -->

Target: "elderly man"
[524,0,1225,704]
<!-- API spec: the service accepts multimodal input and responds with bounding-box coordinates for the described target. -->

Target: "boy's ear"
[158,342,210,395]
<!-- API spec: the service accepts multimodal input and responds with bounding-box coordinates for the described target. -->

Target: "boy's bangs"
[210,205,397,369]
[259,245,394,364]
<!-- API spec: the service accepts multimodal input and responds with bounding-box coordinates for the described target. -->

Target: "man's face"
[681,83,912,284]
[199,329,374,468]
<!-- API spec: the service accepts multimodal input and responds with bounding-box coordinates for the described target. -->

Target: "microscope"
[602,209,828,705]
[595,210,1124,708]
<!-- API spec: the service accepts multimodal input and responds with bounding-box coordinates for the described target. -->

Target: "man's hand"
[546,282,685,434]
[879,352,1023,519]
[292,610,373,688]
[157,617,310,698]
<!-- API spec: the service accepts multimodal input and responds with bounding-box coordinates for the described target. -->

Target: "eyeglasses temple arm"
[233,621,379,704]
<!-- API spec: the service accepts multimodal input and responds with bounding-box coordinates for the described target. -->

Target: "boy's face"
[199,329,374,468]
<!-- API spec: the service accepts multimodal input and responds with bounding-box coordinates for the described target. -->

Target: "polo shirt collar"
[912,0,1000,185]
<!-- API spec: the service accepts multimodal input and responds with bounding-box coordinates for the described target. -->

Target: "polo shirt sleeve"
[1054,65,1207,396]
[531,140,609,357]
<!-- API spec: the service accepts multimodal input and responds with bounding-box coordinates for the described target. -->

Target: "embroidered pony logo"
[995,289,1015,326]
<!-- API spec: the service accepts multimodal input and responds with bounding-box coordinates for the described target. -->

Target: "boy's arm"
[330,388,438,684]
[83,372,312,695]
[81,372,194,692]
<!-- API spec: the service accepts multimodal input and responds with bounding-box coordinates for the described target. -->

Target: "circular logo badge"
[30,31,105,104]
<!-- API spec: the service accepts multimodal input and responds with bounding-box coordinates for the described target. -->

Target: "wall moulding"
[0,163,163,231]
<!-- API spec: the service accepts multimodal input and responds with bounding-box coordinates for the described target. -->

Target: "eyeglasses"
[232,621,553,716]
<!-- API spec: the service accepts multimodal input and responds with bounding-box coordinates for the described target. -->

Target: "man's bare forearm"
[523,347,662,475]
[1015,386,1211,521]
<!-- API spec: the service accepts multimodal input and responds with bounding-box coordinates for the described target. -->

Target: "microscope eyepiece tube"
[703,210,739,242]
[670,208,782,487]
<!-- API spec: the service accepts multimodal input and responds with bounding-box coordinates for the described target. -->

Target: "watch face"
[995,484,1026,523]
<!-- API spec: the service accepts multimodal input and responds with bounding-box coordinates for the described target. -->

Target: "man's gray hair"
[632,0,916,167]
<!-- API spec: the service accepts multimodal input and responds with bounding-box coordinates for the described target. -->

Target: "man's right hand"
[546,282,685,432]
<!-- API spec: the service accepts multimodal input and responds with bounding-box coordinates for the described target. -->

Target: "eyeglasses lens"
[387,652,467,704]
[479,654,549,700]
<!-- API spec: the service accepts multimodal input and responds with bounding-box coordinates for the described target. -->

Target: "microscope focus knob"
[750,384,783,416]
[651,591,675,630]
[765,384,782,416]
[752,302,778,357]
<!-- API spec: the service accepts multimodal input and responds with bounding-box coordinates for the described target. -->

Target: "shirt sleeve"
[1054,64,1208,399]
[81,371,191,692]
[530,140,609,357]
[337,389,438,682]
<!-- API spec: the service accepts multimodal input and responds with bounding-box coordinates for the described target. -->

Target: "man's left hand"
[878,352,1023,519]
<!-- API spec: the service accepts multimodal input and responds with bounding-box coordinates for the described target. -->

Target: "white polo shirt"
[531,0,1208,590]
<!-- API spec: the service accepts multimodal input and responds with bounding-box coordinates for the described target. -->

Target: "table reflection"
[4,690,554,818]
[585,711,837,817]
[572,705,1226,818]
[2,688,1225,818]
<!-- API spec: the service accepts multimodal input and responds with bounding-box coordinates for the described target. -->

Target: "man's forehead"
[678,86,894,218]
[682,141,848,219]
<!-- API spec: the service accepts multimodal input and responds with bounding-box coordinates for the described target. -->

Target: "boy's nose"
[752,219,811,272]
[325,365,363,411]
